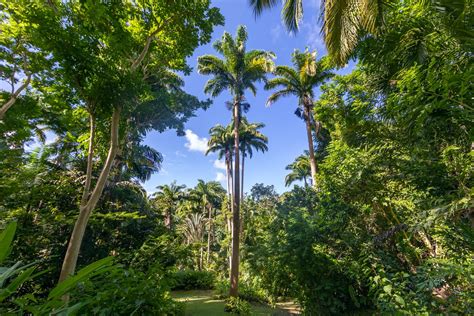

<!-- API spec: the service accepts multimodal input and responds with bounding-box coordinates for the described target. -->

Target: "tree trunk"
[240,150,245,237]
[304,103,318,187]
[0,74,31,120]
[226,152,233,278]
[80,114,96,207]
[59,108,121,283]
[206,205,212,266]
[230,100,241,297]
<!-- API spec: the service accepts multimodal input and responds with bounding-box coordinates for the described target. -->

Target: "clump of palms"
[198,25,274,296]
[152,182,186,230]
[190,180,226,267]
[265,49,333,187]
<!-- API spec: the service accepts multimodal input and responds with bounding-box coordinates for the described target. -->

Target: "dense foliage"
[0,0,472,315]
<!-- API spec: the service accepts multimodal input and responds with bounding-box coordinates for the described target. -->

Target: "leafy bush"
[224,297,250,315]
[170,270,215,290]
[74,265,184,315]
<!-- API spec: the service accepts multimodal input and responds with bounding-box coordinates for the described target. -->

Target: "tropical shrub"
[224,296,251,315]
[74,266,184,315]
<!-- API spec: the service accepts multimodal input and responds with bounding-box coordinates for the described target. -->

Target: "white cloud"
[213,159,226,170]
[184,129,208,153]
[271,24,282,43]
[215,172,226,182]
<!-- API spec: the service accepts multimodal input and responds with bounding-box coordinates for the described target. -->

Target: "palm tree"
[191,180,226,267]
[238,118,268,205]
[265,49,333,187]
[207,124,234,201]
[182,212,207,270]
[152,182,186,230]
[197,25,274,297]
[285,154,311,187]
[249,0,387,65]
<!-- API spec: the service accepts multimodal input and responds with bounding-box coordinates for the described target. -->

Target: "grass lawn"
[172,290,299,316]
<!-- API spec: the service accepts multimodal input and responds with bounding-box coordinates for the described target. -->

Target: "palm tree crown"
[238,118,269,159]
[197,25,275,101]
[285,153,311,187]
[265,49,333,110]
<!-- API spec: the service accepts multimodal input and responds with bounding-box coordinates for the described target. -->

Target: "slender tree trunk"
[240,150,245,237]
[304,103,318,187]
[303,176,308,188]
[206,206,212,266]
[230,100,241,297]
[165,209,172,230]
[226,152,233,278]
[0,74,31,120]
[80,114,96,207]
[199,243,203,271]
[59,108,121,283]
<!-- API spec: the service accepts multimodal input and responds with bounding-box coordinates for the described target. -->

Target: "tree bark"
[240,149,245,237]
[206,206,212,266]
[59,108,121,283]
[230,100,241,297]
[0,74,31,120]
[304,103,318,187]
[80,114,96,207]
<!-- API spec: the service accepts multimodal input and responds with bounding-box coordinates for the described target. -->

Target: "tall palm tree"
[265,49,333,187]
[197,25,274,297]
[152,182,186,230]
[285,154,311,187]
[249,0,388,65]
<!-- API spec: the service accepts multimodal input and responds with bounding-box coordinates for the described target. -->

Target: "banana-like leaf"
[48,256,115,300]
[0,266,36,302]
[0,222,17,263]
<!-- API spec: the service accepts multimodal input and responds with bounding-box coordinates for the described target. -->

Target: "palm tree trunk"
[230,100,241,297]
[206,206,212,266]
[59,108,121,284]
[304,104,318,187]
[226,152,233,278]
[240,149,245,237]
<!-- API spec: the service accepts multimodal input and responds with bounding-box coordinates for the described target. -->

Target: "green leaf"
[48,256,114,299]
[0,266,36,302]
[383,284,392,295]
[394,294,405,307]
[0,222,17,263]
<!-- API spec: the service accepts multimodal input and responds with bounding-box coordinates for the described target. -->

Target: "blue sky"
[142,0,355,194]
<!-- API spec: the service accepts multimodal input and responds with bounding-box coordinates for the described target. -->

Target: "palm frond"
[249,0,279,16]
[282,0,304,32]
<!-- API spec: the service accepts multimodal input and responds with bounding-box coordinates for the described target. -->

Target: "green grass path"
[172,290,300,316]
